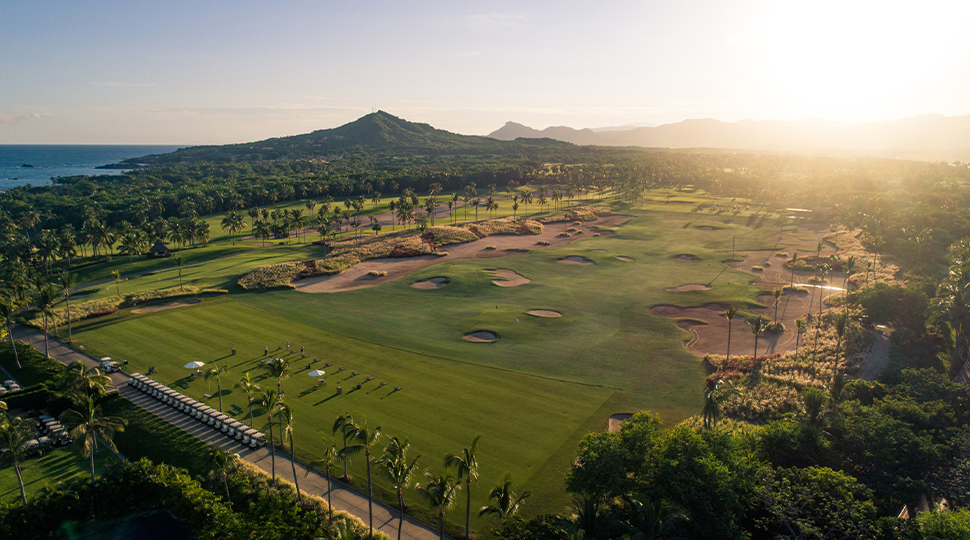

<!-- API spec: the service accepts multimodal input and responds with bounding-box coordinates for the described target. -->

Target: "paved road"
[11,325,446,540]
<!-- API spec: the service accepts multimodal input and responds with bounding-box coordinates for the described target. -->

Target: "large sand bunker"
[463,331,497,343]
[484,269,530,287]
[411,277,449,289]
[558,256,594,265]
[666,284,712,292]
[608,413,633,432]
[132,299,201,314]
[527,310,561,318]
[674,254,700,262]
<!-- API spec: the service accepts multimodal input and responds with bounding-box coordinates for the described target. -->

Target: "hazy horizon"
[3,0,970,144]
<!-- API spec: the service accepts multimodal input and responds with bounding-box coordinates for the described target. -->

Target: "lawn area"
[65,193,788,528]
[0,445,116,503]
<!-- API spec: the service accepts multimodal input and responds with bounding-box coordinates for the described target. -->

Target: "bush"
[752,266,764,272]
[2,384,54,410]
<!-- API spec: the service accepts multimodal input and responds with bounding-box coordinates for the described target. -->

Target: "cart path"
[10,325,446,540]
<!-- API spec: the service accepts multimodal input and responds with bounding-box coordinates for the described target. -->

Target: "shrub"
[558,232,571,237]
[536,240,551,245]
[367,270,388,277]
[775,252,789,257]
[484,245,497,250]
[752,266,764,272]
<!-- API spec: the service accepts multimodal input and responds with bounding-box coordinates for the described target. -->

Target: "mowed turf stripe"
[72,298,613,529]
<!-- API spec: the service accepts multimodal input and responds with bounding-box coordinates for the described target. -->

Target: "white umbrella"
[184,361,205,369]
[307,370,326,377]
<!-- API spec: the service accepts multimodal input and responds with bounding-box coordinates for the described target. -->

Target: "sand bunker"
[608,413,633,432]
[463,331,497,343]
[527,310,561,318]
[558,256,594,265]
[697,226,721,231]
[615,256,634,262]
[484,269,530,287]
[411,277,449,289]
[132,299,201,314]
[666,284,712,292]
[674,254,700,262]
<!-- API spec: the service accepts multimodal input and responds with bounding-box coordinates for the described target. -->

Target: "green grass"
[0,445,116,503]
[66,194,787,528]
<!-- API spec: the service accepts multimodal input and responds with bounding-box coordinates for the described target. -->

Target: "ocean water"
[0,145,183,189]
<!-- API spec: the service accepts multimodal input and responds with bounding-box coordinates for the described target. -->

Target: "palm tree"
[388,200,397,230]
[290,209,308,243]
[248,207,260,232]
[842,255,856,312]
[478,472,530,521]
[60,395,127,484]
[204,363,230,412]
[58,360,111,400]
[789,252,798,287]
[626,496,689,540]
[748,315,767,359]
[260,388,280,483]
[265,357,290,442]
[445,435,481,540]
[111,270,122,298]
[379,437,422,540]
[932,240,970,379]
[794,318,807,351]
[221,210,244,245]
[254,220,270,246]
[724,306,738,361]
[702,379,737,430]
[341,421,382,540]
[278,401,302,501]
[818,264,830,317]
[35,284,57,359]
[58,271,77,343]
[234,373,260,427]
[0,417,32,504]
[173,256,185,290]
[307,442,339,523]
[333,413,357,480]
[416,470,461,540]
[0,300,21,369]
[772,288,783,322]
[119,231,145,263]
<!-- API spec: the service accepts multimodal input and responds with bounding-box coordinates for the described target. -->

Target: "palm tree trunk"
[327,467,334,523]
[15,462,26,505]
[439,511,445,540]
[754,335,759,359]
[89,447,96,484]
[8,325,21,369]
[66,296,73,342]
[398,489,405,540]
[222,472,231,503]
[290,433,302,501]
[367,450,374,540]
[726,322,732,361]
[268,415,276,483]
[249,399,254,427]
[43,315,49,359]
[465,476,471,540]
[217,378,223,412]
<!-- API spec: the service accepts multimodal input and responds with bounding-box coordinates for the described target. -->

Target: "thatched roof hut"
[149,239,169,257]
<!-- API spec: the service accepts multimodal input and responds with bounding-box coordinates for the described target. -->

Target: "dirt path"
[293,215,631,293]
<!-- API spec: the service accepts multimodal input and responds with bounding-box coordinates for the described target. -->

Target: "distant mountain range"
[124,111,573,165]
[488,115,970,162]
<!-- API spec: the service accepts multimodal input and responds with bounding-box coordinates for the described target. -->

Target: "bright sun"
[751,1,969,117]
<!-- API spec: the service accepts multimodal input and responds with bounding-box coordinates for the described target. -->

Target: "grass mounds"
[240,219,544,290]
[540,206,611,223]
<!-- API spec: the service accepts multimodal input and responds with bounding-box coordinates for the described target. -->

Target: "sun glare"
[751,1,969,118]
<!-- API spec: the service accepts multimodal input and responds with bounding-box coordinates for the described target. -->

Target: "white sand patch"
[463,331,497,343]
[526,310,561,318]
[484,269,530,287]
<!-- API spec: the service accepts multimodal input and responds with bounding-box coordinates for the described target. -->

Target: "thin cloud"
[0,112,52,124]
[92,81,158,88]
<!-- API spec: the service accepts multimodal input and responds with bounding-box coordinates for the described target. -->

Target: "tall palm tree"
[416,470,461,540]
[445,435,481,540]
[789,252,798,287]
[260,388,280,483]
[278,401,302,501]
[265,357,290,443]
[0,300,21,369]
[341,421,382,540]
[748,315,767,359]
[333,413,357,480]
[818,264,830,317]
[174,256,185,290]
[254,220,270,246]
[478,473,530,521]
[702,379,737,430]
[772,288,783,322]
[111,270,122,298]
[724,306,738,361]
[35,284,57,359]
[842,255,856,313]
[59,271,77,343]
[234,373,260,427]
[221,210,244,245]
[204,363,230,412]
[307,441,339,523]
[795,318,807,351]
[207,449,239,503]
[379,437,422,540]
[60,395,127,484]
[0,417,32,504]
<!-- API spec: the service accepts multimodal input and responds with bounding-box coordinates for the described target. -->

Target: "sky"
[2,0,970,144]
